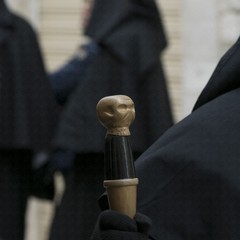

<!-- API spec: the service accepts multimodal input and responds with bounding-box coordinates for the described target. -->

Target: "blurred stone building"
[5,0,240,239]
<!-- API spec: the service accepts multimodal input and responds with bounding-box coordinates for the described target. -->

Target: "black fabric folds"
[193,36,240,110]
[0,11,59,151]
[85,0,167,73]
[0,4,59,238]
[91,210,152,240]
[53,0,173,153]
[135,36,240,240]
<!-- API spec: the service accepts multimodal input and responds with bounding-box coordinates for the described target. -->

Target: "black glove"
[91,210,152,240]
[30,151,55,200]
[48,149,76,175]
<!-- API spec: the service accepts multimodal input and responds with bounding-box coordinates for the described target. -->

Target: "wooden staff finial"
[97,95,138,218]
[97,95,135,136]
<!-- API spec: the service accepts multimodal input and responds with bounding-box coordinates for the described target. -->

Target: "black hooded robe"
[135,36,240,240]
[49,0,173,239]
[0,2,59,239]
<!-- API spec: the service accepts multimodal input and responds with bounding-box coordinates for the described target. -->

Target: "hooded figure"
[49,0,173,239]
[53,0,173,153]
[0,1,59,239]
[92,37,240,240]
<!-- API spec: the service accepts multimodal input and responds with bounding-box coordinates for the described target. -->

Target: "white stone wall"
[181,0,219,118]
[181,0,240,119]
[159,0,183,121]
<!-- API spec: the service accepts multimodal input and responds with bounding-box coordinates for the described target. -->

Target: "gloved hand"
[91,210,152,240]
[48,149,76,176]
[30,149,75,200]
[30,151,55,200]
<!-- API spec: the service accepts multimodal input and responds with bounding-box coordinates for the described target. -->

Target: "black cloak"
[53,0,173,153]
[49,0,173,239]
[0,3,59,151]
[0,3,59,239]
[135,37,240,240]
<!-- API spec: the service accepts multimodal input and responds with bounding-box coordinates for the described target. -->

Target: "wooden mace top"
[96,95,135,136]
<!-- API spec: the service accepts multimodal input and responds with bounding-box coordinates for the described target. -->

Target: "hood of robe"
[85,0,167,73]
[193,36,240,111]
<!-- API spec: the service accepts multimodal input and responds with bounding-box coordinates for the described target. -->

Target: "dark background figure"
[49,42,99,106]
[92,36,240,240]
[46,0,99,176]
[48,0,173,239]
[0,1,59,239]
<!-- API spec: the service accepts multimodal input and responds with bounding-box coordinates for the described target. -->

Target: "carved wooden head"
[96,95,135,136]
